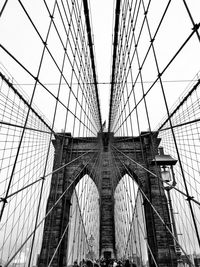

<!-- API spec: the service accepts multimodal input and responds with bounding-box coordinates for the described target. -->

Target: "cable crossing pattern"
[0,0,200,267]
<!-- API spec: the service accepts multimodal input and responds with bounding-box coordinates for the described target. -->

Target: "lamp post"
[152,147,184,266]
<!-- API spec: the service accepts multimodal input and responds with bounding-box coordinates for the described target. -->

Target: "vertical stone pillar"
[38,135,71,267]
[58,198,71,267]
[99,132,115,258]
[141,133,177,267]
[143,169,177,267]
[100,151,115,258]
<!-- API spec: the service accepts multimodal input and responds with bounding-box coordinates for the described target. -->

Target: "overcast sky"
[1,0,200,129]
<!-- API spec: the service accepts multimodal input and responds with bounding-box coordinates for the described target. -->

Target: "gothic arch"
[67,174,100,265]
[63,161,101,200]
[113,164,142,192]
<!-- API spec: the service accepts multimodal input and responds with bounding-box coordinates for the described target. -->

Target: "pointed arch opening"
[114,174,148,265]
[67,175,100,265]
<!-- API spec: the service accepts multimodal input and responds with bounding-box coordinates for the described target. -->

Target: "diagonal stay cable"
[43,0,100,132]
[0,0,8,17]
[48,150,101,266]
[82,0,102,131]
[113,22,200,134]
[0,44,97,136]
[0,71,54,134]
[157,79,200,131]
[0,121,52,135]
[108,0,121,132]
[0,144,99,202]
[110,149,159,266]
[4,149,99,267]
[112,146,195,267]
[111,144,200,207]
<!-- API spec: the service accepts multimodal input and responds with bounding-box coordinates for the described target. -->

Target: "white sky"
[1,0,200,131]
[89,0,114,123]
[89,0,200,130]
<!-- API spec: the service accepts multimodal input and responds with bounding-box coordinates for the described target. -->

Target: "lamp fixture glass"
[161,166,171,182]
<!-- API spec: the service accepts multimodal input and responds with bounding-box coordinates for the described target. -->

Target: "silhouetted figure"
[124,259,130,267]
[73,260,79,267]
[86,259,93,267]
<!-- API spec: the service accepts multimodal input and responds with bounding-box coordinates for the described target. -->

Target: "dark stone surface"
[38,131,177,267]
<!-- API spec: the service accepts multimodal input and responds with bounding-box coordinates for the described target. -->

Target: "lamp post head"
[151,147,177,184]
[151,147,177,167]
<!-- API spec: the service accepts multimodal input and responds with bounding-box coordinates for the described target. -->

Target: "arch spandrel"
[63,161,101,200]
[111,131,161,191]
[111,153,159,193]
[112,164,143,193]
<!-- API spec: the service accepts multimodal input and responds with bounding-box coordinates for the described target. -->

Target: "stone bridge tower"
[38,131,177,267]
